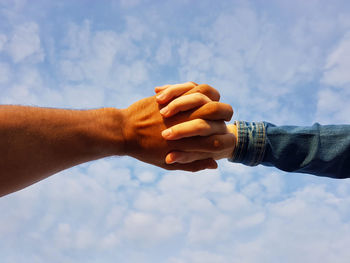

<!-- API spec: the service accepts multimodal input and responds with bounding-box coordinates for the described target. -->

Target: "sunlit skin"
[0,83,233,197]
[155,82,238,164]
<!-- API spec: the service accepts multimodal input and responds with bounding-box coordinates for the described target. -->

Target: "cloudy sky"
[1,0,350,262]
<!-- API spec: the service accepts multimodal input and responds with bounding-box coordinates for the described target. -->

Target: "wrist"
[90,107,126,157]
[226,123,238,159]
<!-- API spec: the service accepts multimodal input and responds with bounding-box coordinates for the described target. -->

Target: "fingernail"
[160,106,169,116]
[162,128,172,138]
[166,153,176,164]
[156,92,166,101]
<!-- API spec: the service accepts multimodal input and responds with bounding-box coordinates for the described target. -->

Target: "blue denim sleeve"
[229,121,350,179]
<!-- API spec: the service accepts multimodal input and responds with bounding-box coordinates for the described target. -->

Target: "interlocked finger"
[169,133,235,153]
[165,151,215,164]
[160,93,211,117]
[154,84,171,93]
[156,82,198,104]
[164,158,218,172]
[183,84,220,101]
[162,119,227,140]
[188,101,233,122]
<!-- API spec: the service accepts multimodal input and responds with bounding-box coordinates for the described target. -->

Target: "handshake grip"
[121,82,235,172]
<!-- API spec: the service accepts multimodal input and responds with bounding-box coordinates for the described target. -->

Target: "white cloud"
[0,62,11,84]
[75,228,95,249]
[234,211,265,229]
[59,60,85,82]
[105,205,126,229]
[1,1,350,263]
[60,21,121,83]
[322,31,350,87]
[178,40,215,81]
[316,31,350,123]
[164,183,350,263]
[315,87,350,123]
[175,7,329,124]
[124,16,151,41]
[187,214,233,244]
[0,66,45,105]
[7,22,44,63]
[0,34,7,52]
[61,84,105,108]
[112,60,150,87]
[2,161,350,263]
[86,159,139,190]
[155,38,173,65]
[233,185,350,263]
[215,192,251,212]
[136,170,157,183]
[122,212,183,244]
[58,20,151,109]
[119,0,141,9]
[168,250,229,263]
[54,223,73,249]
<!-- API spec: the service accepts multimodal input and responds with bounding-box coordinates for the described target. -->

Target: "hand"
[121,84,233,172]
[155,82,237,165]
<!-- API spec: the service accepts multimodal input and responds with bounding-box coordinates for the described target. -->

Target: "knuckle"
[179,154,192,163]
[198,84,211,94]
[161,89,170,98]
[170,126,180,137]
[191,92,201,101]
[227,103,233,113]
[216,121,227,132]
[193,92,207,103]
[195,119,209,133]
[198,84,220,101]
[187,81,197,87]
[207,101,220,113]
[167,100,177,112]
[225,104,234,120]
[205,102,233,120]
[209,136,225,152]
[215,90,221,101]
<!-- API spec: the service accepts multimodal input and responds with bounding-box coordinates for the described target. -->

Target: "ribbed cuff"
[229,121,266,166]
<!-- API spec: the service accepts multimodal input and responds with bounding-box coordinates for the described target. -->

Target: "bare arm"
[0,105,124,196]
[0,83,233,197]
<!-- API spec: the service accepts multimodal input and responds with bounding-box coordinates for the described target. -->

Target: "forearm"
[262,122,350,178]
[0,105,125,196]
[229,121,350,178]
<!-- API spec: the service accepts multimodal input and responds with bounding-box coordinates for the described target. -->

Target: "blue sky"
[1,0,350,262]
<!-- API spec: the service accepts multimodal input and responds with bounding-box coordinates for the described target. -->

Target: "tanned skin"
[0,83,235,197]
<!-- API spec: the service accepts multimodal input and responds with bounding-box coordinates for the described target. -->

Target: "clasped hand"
[121,82,236,172]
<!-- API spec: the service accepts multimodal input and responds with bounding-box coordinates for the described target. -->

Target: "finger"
[156,82,198,104]
[168,133,235,153]
[162,119,227,140]
[164,158,218,172]
[189,101,233,121]
[165,101,234,125]
[165,151,215,164]
[183,84,220,101]
[155,81,199,94]
[160,93,211,117]
[154,84,171,93]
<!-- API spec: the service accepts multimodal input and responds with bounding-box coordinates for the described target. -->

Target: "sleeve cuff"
[229,121,266,166]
